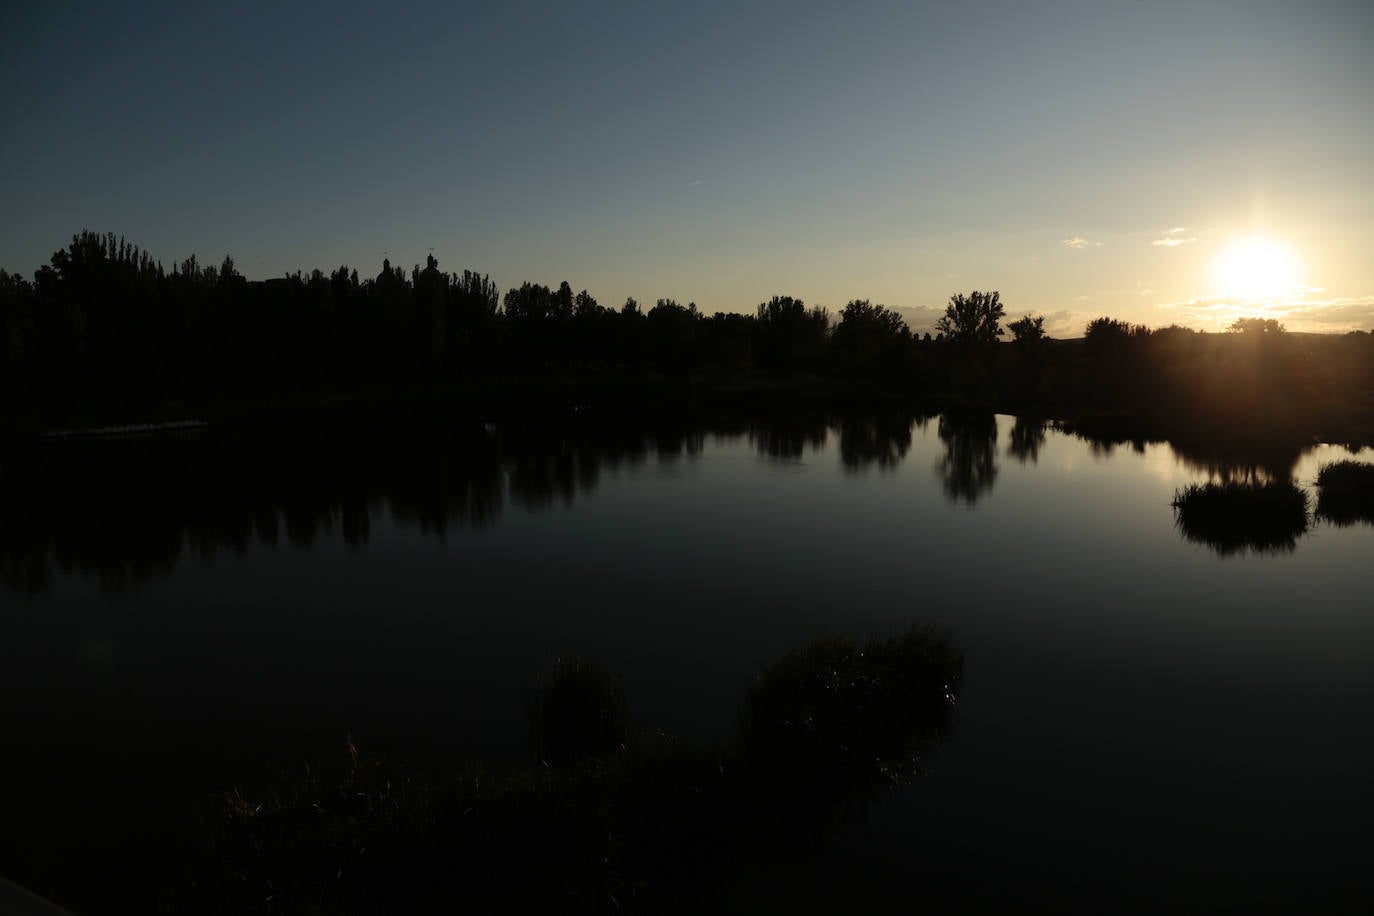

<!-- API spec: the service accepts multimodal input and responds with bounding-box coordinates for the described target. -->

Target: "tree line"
[0,231,934,423]
[2,231,1372,443]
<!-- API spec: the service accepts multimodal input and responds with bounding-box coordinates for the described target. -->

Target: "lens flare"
[1212,237,1301,301]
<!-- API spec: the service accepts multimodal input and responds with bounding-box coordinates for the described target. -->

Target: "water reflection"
[1006,416,1046,464]
[1059,421,1305,483]
[748,416,828,462]
[3,412,1365,595]
[0,423,668,595]
[936,411,998,505]
[836,413,916,473]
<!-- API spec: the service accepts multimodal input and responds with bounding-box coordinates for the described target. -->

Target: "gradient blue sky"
[3,0,1371,334]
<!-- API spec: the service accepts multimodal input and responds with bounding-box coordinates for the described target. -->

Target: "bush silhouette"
[1315,460,1374,526]
[529,655,629,765]
[1171,481,1309,555]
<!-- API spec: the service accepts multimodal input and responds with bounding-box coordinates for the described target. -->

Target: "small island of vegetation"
[174,627,962,914]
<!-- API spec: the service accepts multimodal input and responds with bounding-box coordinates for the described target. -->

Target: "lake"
[2,411,1371,913]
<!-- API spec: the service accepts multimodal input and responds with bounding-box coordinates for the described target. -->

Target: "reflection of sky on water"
[1,416,1371,912]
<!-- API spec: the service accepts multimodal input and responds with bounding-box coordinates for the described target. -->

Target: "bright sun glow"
[1212,236,1302,301]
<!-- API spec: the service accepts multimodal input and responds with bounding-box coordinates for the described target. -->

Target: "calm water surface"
[2,414,1371,912]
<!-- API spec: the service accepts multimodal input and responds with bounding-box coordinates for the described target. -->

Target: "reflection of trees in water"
[1063,419,1331,553]
[0,423,697,595]
[836,414,912,473]
[1060,422,1305,484]
[1006,416,1046,464]
[748,416,827,462]
[1170,436,1304,486]
[937,412,998,505]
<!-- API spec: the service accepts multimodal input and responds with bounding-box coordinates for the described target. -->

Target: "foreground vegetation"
[1171,481,1311,556]
[177,628,962,914]
[3,232,1373,452]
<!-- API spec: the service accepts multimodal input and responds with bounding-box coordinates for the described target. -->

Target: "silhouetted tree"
[1084,316,1146,349]
[503,282,555,324]
[573,289,601,320]
[1008,313,1046,345]
[646,298,701,369]
[448,269,500,370]
[6,229,1374,455]
[831,299,912,380]
[754,295,829,373]
[936,291,1004,346]
[1229,317,1285,335]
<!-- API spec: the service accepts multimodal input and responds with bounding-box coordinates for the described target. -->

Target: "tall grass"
[1314,460,1374,526]
[1170,480,1309,556]
[529,655,629,765]
[740,626,962,799]
[185,628,964,914]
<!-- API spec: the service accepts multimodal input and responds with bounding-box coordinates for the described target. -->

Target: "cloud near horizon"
[1061,237,1102,249]
[1155,292,1374,332]
[1152,236,1198,247]
[889,305,947,335]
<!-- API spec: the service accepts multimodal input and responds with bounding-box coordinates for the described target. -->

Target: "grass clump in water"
[1314,459,1374,526]
[741,626,961,798]
[1170,480,1309,556]
[529,655,629,765]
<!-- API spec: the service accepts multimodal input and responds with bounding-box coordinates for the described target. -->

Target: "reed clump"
[189,628,963,914]
[1171,480,1309,555]
[1315,460,1374,526]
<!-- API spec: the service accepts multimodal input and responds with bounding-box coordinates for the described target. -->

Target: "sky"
[2,0,1371,335]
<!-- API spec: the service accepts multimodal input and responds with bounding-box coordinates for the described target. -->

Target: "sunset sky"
[2,0,1371,335]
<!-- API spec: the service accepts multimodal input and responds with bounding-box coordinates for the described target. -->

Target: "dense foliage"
[3,231,1373,449]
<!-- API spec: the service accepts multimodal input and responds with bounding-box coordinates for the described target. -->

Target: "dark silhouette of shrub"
[1171,481,1309,555]
[740,626,961,802]
[1315,460,1374,526]
[529,656,629,765]
[1007,313,1046,345]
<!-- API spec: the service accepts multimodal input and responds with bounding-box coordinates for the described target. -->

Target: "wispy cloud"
[1283,295,1374,329]
[1155,291,1374,332]
[1039,309,1087,337]
[689,179,703,187]
[1061,237,1102,249]
[1165,226,1188,235]
[1152,236,1198,247]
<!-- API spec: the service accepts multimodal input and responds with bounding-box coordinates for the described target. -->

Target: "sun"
[1212,236,1301,301]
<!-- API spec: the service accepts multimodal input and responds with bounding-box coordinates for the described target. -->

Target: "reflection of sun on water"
[1212,236,1301,301]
